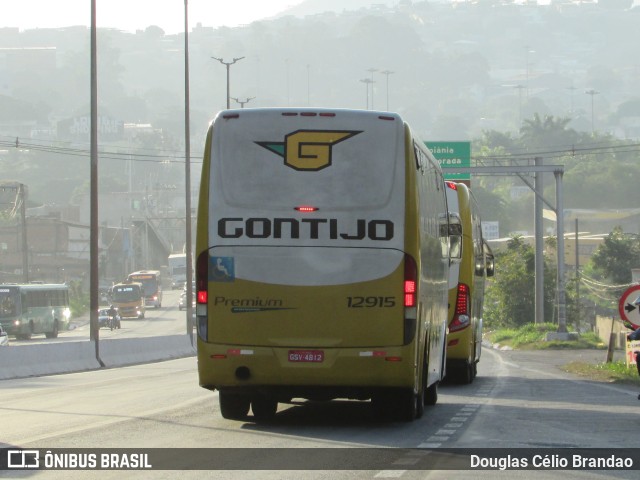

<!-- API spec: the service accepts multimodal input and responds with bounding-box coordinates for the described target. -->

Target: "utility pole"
[19,184,28,283]
[534,156,544,324]
[380,70,394,111]
[184,0,193,336]
[575,218,580,332]
[359,78,373,110]
[211,56,245,109]
[90,0,103,365]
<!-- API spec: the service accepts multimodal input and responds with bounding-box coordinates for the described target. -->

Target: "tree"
[484,235,557,328]
[519,113,578,151]
[589,226,640,287]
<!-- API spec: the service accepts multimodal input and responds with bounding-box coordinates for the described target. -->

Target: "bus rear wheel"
[19,321,34,340]
[372,389,416,422]
[425,381,438,406]
[219,392,250,420]
[45,320,59,339]
[251,396,278,420]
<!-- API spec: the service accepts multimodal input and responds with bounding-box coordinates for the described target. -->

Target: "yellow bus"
[444,182,493,383]
[126,270,163,308]
[110,282,145,319]
[195,108,452,421]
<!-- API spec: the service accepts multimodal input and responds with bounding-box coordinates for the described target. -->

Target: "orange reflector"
[448,339,460,347]
[210,354,227,360]
[385,356,402,362]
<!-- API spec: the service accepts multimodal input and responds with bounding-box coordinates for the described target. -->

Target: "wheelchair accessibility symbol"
[209,256,235,282]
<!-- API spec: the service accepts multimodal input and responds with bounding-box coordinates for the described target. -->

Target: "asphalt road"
[1,345,638,480]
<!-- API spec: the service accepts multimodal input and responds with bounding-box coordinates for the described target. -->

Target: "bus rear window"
[214,118,401,210]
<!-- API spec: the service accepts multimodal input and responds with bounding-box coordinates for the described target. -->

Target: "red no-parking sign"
[618,284,640,330]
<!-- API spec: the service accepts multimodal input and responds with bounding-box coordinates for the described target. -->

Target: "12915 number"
[347,296,396,308]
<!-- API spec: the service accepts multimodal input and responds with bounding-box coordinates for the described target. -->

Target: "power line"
[474,141,640,162]
[580,274,636,290]
[2,135,640,167]
[0,138,204,164]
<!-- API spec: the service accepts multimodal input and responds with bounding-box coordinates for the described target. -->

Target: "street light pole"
[380,70,394,111]
[360,78,373,110]
[566,84,577,117]
[524,46,534,99]
[585,89,599,135]
[513,84,525,127]
[231,97,255,108]
[307,64,310,106]
[367,68,377,109]
[212,56,245,109]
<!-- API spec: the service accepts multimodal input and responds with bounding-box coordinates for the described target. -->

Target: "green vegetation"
[485,323,640,386]
[484,236,559,328]
[485,323,604,350]
[484,227,640,330]
[68,280,89,318]
[564,361,640,386]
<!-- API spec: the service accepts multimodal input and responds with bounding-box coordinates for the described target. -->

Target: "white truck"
[167,253,187,290]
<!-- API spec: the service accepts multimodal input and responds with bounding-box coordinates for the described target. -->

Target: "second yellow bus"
[444,181,493,384]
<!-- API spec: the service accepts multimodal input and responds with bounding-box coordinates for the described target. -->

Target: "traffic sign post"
[619,285,640,369]
[618,284,640,330]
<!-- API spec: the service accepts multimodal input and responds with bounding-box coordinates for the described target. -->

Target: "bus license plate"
[288,350,324,363]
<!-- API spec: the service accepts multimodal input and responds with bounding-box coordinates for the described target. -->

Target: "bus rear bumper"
[197,341,417,399]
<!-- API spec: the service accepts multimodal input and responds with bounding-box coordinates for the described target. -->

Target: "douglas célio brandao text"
[470,453,635,470]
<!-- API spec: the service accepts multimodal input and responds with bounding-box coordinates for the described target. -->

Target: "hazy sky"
[1,0,305,33]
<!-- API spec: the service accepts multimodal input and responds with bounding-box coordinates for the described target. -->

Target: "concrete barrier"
[0,334,196,380]
[99,334,196,368]
[0,341,101,380]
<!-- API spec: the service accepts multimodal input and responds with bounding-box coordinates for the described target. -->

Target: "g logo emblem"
[256,130,361,171]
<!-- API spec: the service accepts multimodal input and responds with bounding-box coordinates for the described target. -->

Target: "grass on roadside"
[564,360,640,386]
[485,322,640,386]
[484,322,605,350]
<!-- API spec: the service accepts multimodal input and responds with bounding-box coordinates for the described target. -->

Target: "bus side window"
[413,143,423,171]
[438,213,450,259]
[448,213,462,262]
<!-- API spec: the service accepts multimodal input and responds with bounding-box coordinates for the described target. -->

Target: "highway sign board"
[425,141,471,181]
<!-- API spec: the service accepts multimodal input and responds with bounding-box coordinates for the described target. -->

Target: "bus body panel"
[445,183,486,381]
[196,108,450,416]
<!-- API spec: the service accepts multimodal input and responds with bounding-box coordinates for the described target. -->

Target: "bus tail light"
[196,251,209,341]
[404,254,417,344]
[404,254,417,308]
[196,251,208,304]
[449,282,470,332]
